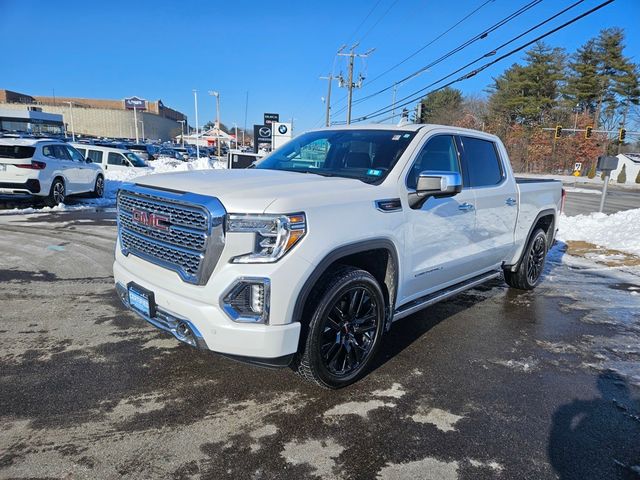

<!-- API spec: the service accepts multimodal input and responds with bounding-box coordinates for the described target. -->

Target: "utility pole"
[391,83,398,124]
[320,74,336,127]
[337,44,375,124]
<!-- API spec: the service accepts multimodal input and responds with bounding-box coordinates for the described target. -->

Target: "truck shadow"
[548,370,640,480]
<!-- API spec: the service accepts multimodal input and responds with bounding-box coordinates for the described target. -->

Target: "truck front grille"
[117,186,226,284]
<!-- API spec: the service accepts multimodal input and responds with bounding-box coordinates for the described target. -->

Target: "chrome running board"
[393,270,501,321]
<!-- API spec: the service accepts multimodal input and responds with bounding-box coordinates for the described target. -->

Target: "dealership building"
[0,89,188,141]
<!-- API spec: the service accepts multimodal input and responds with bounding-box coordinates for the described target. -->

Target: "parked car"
[72,144,148,172]
[127,144,159,162]
[0,138,104,206]
[113,124,563,388]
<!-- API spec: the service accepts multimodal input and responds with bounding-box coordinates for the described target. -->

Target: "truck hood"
[135,168,374,213]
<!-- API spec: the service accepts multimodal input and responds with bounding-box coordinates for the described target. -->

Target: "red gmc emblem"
[131,209,170,231]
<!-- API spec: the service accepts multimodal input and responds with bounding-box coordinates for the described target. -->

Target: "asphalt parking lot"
[0,206,639,480]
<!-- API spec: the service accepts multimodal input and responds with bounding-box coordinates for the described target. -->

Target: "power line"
[349,0,613,124]
[332,0,542,118]
[365,0,496,87]
[358,0,401,43]
[346,0,383,45]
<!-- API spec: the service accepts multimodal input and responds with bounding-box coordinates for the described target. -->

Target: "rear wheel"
[504,228,548,290]
[45,178,65,207]
[293,266,386,389]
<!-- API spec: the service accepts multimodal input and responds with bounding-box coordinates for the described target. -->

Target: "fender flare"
[292,238,400,326]
[505,208,556,271]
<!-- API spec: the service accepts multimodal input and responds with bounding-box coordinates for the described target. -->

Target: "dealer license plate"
[128,284,155,317]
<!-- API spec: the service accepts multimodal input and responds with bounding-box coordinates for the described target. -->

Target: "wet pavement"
[0,209,639,480]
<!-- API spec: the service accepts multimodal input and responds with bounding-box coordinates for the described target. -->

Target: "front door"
[402,134,482,302]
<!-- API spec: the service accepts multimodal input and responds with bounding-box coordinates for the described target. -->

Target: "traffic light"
[554,125,562,139]
[585,126,593,139]
[619,128,626,142]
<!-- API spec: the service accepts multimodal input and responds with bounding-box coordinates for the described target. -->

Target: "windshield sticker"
[402,133,411,138]
[367,169,383,177]
[391,134,401,140]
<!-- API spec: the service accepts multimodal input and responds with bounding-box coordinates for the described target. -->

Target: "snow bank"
[1,157,226,214]
[557,208,640,256]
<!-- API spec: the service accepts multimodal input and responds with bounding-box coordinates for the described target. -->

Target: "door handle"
[505,197,517,206]
[458,202,474,212]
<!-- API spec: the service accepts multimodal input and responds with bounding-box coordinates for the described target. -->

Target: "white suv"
[0,138,104,206]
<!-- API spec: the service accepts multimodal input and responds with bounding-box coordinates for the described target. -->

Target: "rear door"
[65,145,94,189]
[43,144,79,192]
[457,135,517,269]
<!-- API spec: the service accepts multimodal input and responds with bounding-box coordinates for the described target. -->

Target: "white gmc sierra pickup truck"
[114,124,563,388]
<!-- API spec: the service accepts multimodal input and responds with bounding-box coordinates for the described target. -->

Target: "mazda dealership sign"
[124,96,147,110]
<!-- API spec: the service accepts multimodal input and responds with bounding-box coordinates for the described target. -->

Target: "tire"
[45,178,65,207]
[292,266,386,389]
[504,228,548,290]
[91,175,105,198]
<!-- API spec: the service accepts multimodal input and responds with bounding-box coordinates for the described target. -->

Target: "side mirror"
[85,158,92,163]
[409,171,462,209]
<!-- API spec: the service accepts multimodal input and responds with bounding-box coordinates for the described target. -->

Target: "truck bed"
[515,177,561,184]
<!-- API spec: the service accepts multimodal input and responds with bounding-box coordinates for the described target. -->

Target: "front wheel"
[91,175,104,198]
[504,228,548,290]
[293,266,386,389]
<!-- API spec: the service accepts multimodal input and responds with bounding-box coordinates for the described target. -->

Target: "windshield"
[124,152,147,167]
[254,129,417,183]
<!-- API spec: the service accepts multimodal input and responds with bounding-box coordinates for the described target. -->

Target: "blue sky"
[1,0,638,133]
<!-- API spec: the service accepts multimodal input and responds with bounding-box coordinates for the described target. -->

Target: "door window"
[459,136,503,187]
[107,152,127,166]
[86,150,103,163]
[51,145,72,160]
[407,135,460,189]
[65,145,85,162]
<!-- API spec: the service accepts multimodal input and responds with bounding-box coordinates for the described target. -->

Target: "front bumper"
[113,260,301,361]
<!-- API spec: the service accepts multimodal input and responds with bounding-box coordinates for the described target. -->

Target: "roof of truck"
[312,123,500,139]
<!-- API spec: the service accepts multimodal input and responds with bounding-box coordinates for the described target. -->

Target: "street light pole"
[139,120,145,142]
[233,122,238,150]
[133,105,139,143]
[66,102,75,142]
[193,89,200,159]
[209,91,221,158]
[178,120,185,147]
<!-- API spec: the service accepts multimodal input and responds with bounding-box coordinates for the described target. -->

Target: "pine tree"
[617,164,627,183]
[488,43,565,126]
[418,87,463,124]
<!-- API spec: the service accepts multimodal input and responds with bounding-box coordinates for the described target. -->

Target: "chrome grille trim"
[117,183,226,285]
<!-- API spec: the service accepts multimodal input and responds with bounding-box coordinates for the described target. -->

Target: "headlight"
[226,213,306,263]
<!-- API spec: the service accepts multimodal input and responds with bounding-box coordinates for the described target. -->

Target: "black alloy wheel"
[293,266,386,389]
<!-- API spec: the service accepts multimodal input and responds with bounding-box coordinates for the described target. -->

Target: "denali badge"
[131,209,169,231]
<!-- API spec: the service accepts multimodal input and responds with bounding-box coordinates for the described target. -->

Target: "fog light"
[222,278,270,323]
[250,284,264,313]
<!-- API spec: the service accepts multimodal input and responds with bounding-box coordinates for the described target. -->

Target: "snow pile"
[100,157,226,206]
[557,208,640,257]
